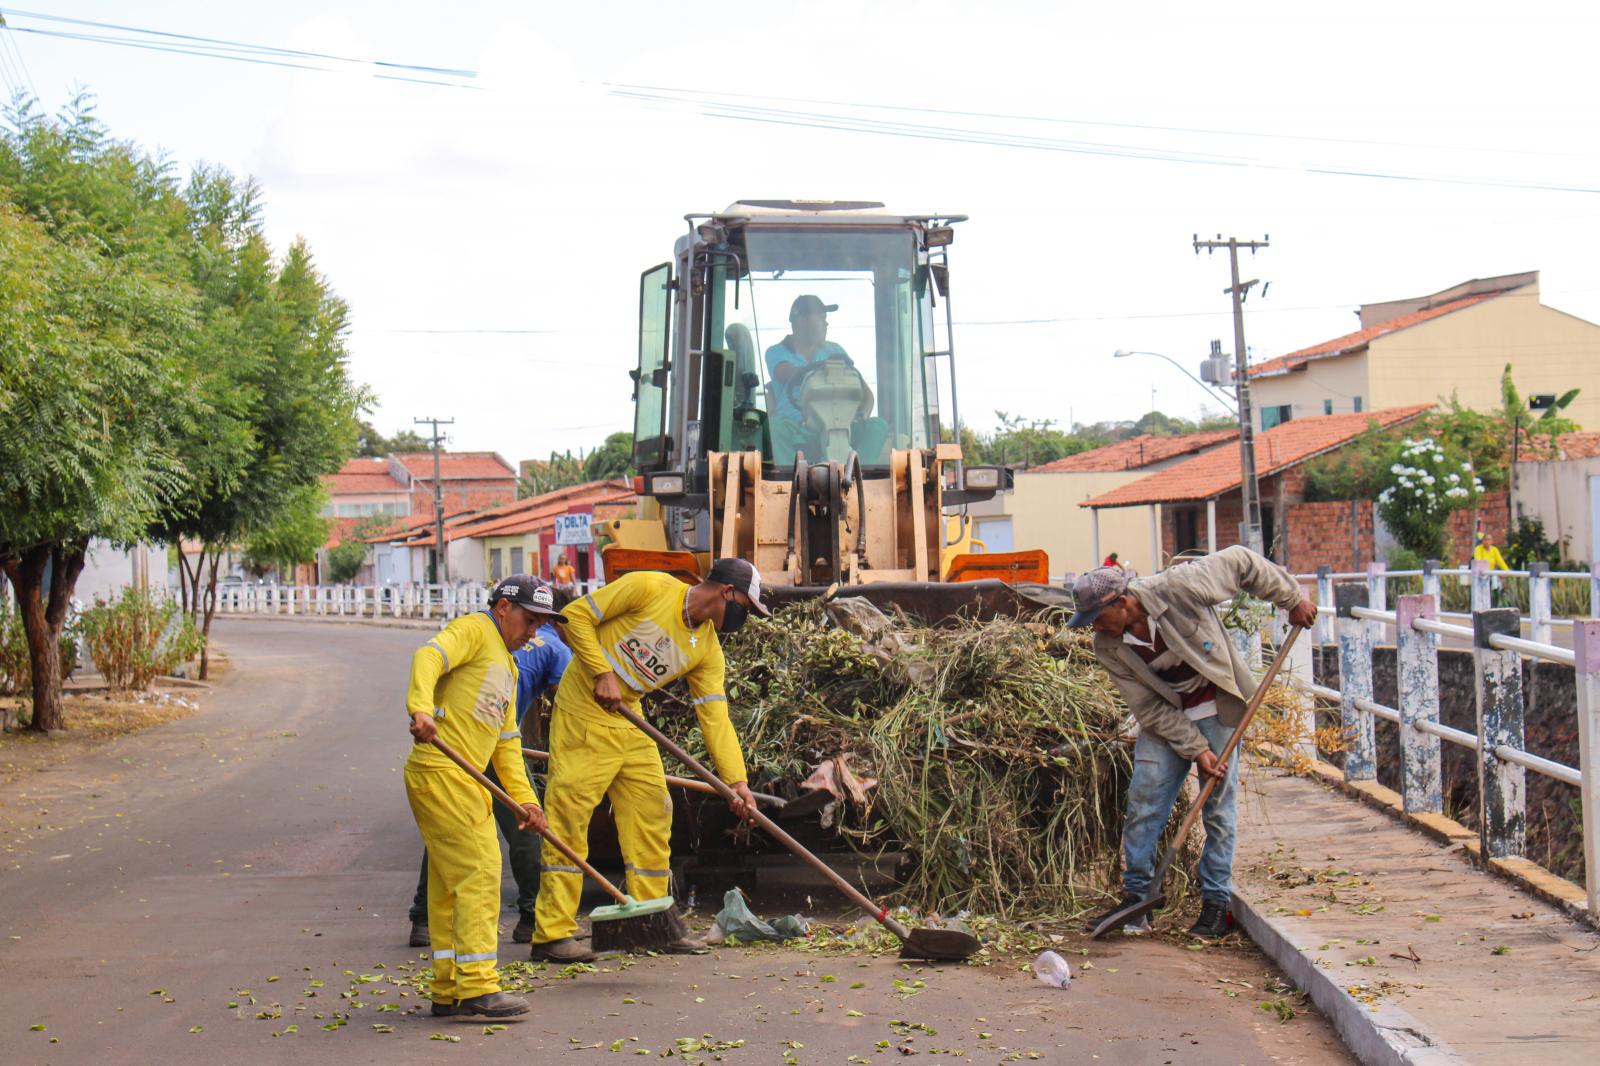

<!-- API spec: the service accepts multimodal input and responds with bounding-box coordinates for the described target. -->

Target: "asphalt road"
[0,620,1356,1065]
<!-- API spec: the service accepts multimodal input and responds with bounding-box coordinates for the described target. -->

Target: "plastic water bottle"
[1032,950,1072,988]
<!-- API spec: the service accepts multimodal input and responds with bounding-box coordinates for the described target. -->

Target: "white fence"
[1289,582,1599,920]
[212,581,605,620]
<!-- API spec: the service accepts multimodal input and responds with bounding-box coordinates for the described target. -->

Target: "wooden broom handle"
[522,748,787,807]
[1156,626,1304,872]
[427,735,629,905]
[610,704,914,942]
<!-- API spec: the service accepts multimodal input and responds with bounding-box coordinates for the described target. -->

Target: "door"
[633,263,672,468]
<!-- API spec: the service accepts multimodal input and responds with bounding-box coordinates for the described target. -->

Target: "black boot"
[1084,892,1151,935]
[409,919,429,948]
[512,913,536,944]
[1188,900,1231,938]
[452,991,531,1018]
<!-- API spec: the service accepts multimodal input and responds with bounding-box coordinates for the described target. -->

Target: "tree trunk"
[1,541,87,734]
[198,547,221,680]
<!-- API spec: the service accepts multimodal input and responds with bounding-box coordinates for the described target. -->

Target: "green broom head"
[589,894,676,923]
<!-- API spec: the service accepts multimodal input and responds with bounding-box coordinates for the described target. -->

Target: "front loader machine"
[607,200,1062,623]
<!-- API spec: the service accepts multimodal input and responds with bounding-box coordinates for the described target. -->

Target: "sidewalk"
[209,612,443,631]
[1233,767,1600,1065]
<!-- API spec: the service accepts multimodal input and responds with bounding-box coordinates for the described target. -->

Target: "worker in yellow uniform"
[405,575,566,1018]
[529,558,766,962]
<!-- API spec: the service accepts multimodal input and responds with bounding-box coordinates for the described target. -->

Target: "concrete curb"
[1230,890,1469,1066]
[209,613,443,632]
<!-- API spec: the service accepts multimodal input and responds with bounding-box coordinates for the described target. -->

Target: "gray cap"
[789,294,838,320]
[706,557,771,617]
[489,575,569,622]
[1067,566,1129,627]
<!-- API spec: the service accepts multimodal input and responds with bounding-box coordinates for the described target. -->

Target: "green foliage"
[1377,437,1486,559]
[518,432,635,497]
[1503,516,1568,570]
[1502,362,1580,441]
[356,421,429,457]
[0,596,79,695]
[324,516,389,584]
[1301,420,1391,501]
[584,431,634,481]
[78,590,203,691]
[964,412,1087,467]
[241,483,332,574]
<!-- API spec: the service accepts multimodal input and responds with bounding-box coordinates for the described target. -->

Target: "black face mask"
[718,598,749,634]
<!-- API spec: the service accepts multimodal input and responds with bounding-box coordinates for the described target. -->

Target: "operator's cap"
[1067,566,1129,628]
[789,294,838,320]
[706,557,771,617]
[489,574,569,622]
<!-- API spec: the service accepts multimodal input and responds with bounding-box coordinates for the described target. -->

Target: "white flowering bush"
[1376,437,1486,558]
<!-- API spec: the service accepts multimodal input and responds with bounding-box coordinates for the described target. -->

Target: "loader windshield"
[724,227,929,468]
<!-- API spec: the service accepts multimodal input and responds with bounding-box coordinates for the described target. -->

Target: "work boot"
[530,937,597,963]
[1084,892,1151,936]
[1188,901,1231,939]
[662,933,709,955]
[452,991,531,1018]
[430,1000,460,1017]
[409,919,430,948]
[511,913,536,944]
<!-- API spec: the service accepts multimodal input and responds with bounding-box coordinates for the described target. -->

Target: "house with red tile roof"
[1510,431,1600,565]
[1247,271,1600,432]
[1080,406,1435,571]
[389,451,517,517]
[962,429,1241,578]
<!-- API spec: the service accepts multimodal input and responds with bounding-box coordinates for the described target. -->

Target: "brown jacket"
[1091,546,1302,760]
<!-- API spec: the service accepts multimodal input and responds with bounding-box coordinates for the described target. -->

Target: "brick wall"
[1446,494,1510,560]
[1286,499,1375,572]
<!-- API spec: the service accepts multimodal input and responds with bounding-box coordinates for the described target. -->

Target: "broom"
[427,736,688,952]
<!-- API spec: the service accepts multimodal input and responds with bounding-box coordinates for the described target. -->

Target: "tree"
[966,412,1086,467]
[0,99,207,731]
[517,432,634,498]
[150,166,364,678]
[241,483,332,578]
[584,431,634,481]
[356,420,429,457]
[1377,436,1486,559]
[324,516,388,584]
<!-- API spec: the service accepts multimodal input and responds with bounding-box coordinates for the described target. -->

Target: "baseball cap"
[706,557,771,617]
[1067,566,1129,628]
[489,574,569,622]
[789,294,838,321]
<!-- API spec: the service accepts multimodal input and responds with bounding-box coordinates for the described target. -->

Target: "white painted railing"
[1297,581,1599,920]
[213,583,492,620]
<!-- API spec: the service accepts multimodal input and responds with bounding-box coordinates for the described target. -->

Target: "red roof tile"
[1081,405,1432,508]
[391,451,516,481]
[1520,430,1600,462]
[1031,429,1239,473]
[324,458,410,495]
[1248,292,1501,379]
[405,480,637,547]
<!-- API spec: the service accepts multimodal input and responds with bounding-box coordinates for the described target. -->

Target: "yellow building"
[1249,271,1600,430]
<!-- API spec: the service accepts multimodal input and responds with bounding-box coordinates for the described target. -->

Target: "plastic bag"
[712,888,809,942]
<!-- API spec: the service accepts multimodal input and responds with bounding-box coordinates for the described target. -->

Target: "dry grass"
[0,688,198,779]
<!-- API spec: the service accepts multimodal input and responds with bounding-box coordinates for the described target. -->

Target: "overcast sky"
[8,2,1600,464]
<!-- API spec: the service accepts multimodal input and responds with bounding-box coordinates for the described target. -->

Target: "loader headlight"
[962,466,1001,491]
[648,474,685,495]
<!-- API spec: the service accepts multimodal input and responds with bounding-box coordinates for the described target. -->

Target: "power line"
[606,86,1600,196]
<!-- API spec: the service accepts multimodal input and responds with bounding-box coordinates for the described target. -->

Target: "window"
[973,517,1014,553]
[509,547,524,574]
[1174,508,1201,554]
[1323,399,1333,416]
[333,501,406,518]
[490,548,503,581]
[1260,404,1293,431]
[1353,396,1363,413]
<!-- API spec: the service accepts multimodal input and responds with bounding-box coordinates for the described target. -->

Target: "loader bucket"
[601,547,701,586]
[944,549,1050,584]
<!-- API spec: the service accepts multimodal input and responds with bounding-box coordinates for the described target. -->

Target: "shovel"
[520,747,814,816]
[612,703,981,962]
[1090,625,1304,940]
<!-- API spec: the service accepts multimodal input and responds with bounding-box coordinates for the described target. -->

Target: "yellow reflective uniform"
[532,571,747,945]
[404,610,538,1003]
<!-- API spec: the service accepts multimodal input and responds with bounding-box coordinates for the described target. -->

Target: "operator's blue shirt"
[764,337,853,422]
[512,623,571,727]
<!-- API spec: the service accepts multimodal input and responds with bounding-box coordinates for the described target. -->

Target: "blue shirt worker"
[764,294,890,464]
[403,575,564,1019]
[529,561,766,962]
[1071,548,1318,940]
[409,600,572,950]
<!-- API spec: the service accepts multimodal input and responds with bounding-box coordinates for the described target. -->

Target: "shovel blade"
[774,788,833,820]
[898,920,981,962]
[1089,891,1165,940]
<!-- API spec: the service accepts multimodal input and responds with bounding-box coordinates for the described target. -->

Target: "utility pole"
[1194,234,1269,555]
[415,416,455,584]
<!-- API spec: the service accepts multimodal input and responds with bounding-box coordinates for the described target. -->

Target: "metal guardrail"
[1289,581,1600,918]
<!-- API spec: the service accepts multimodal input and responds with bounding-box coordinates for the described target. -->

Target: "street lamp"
[1112,349,1236,408]
[1112,346,1263,555]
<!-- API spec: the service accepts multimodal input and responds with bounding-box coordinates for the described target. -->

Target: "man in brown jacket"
[1071,545,1318,937]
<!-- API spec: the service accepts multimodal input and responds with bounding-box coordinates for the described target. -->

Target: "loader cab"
[632,201,965,491]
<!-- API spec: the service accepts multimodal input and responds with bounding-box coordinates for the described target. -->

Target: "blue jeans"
[1121,715,1238,905]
